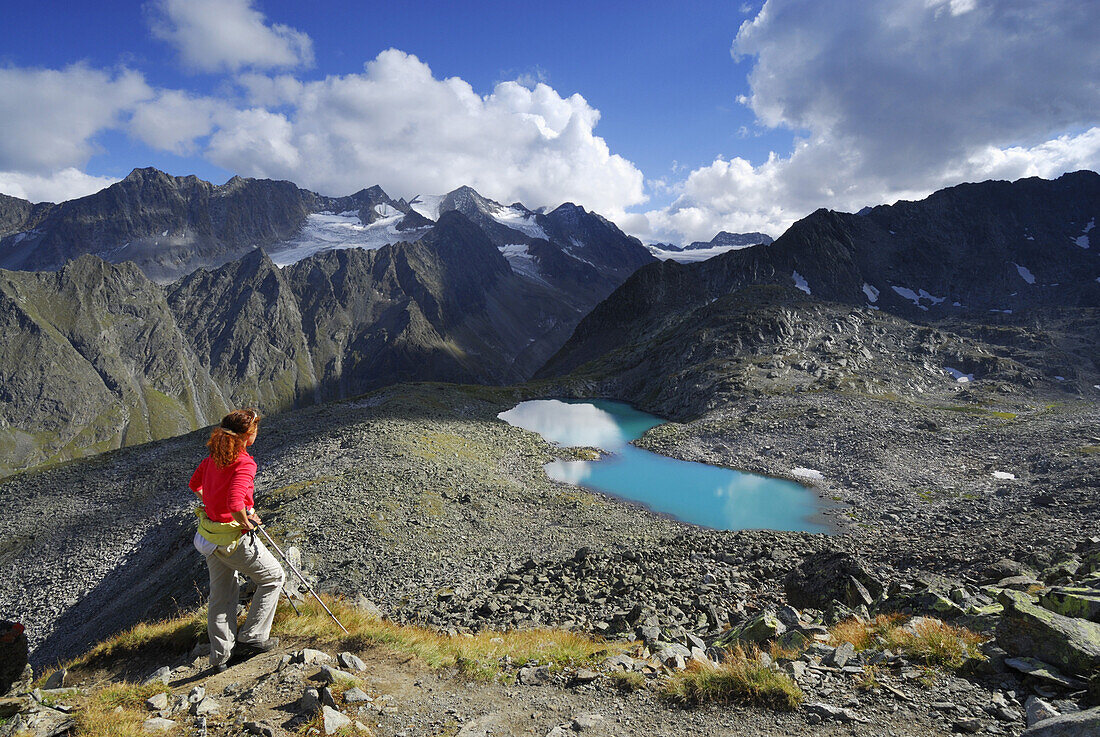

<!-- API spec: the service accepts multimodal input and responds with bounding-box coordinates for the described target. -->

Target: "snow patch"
[943,367,973,383]
[498,244,549,285]
[492,205,549,240]
[1055,375,1066,381]
[891,285,945,311]
[862,283,880,303]
[792,271,811,295]
[1014,263,1036,284]
[268,212,429,266]
[992,471,1016,480]
[989,309,1013,314]
[374,202,401,218]
[409,194,442,221]
[790,467,824,482]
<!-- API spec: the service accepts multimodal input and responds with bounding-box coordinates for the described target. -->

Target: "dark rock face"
[0,193,52,237]
[0,168,415,282]
[539,172,1100,393]
[536,203,656,281]
[0,168,320,280]
[784,550,886,610]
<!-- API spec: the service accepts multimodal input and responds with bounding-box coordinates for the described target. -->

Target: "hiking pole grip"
[255,525,349,634]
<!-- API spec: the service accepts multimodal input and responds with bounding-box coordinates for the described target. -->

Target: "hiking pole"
[250,529,301,616]
[254,525,349,634]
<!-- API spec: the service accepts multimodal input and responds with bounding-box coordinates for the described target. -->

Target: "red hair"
[207,408,261,468]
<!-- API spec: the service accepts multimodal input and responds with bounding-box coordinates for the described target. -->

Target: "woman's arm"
[229,507,259,531]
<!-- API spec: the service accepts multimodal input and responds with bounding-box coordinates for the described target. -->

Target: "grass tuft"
[70,681,171,737]
[828,614,986,670]
[662,647,803,711]
[271,595,616,680]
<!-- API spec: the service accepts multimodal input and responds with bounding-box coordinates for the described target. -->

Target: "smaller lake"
[499,399,829,533]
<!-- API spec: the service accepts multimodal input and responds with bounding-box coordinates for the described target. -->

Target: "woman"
[190,408,285,672]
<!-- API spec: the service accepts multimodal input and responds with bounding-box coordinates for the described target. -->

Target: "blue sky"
[1,1,1097,243]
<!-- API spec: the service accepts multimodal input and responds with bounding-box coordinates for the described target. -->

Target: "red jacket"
[189,452,257,523]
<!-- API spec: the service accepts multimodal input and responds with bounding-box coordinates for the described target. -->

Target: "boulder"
[145,692,169,711]
[518,665,550,685]
[997,590,1100,676]
[337,652,367,672]
[713,612,785,646]
[142,717,177,733]
[1020,706,1100,736]
[321,705,351,734]
[1040,588,1100,621]
[190,697,219,716]
[785,551,884,610]
[343,687,371,703]
[298,648,332,665]
[141,666,170,687]
[1024,697,1059,727]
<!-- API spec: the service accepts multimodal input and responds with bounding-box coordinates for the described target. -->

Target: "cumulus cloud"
[148,0,314,73]
[0,64,151,174]
[129,90,220,154]
[0,168,120,204]
[205,50,646,213]
[633,0,1100,244]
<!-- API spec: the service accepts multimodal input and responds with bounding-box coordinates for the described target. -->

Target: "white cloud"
[148,0,314,73]
[632,0,1100,244]
[0,168,120,204]
[205,50,646,212]
[129,90,220,154]
[0,64,151,174]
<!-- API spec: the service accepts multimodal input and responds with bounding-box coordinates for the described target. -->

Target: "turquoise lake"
[498,399,829,533]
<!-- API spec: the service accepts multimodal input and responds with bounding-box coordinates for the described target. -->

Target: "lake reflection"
[500,399,828,533]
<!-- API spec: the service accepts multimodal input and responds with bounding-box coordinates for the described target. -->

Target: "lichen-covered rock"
[1040,588,1100,621]
[997,590,1100,676]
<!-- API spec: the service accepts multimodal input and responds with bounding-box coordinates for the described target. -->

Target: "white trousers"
[205,533,286,666]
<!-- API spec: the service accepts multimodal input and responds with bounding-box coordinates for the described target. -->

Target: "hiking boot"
[228,637,279,664]
[210,662,228,674]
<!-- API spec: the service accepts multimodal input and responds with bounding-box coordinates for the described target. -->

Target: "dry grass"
[71,682,172,737]
[828,614,986,670]
[662,647,803,711]
[270,595,617,680]
[44,610,205,681]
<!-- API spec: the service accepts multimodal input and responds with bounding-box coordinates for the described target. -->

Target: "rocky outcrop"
[996,589,1100,677]
[784,551,885,610]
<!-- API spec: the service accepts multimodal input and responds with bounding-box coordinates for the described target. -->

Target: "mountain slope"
[540,172,1100,383]
[0,168,415,282]
[0,257,228,475]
